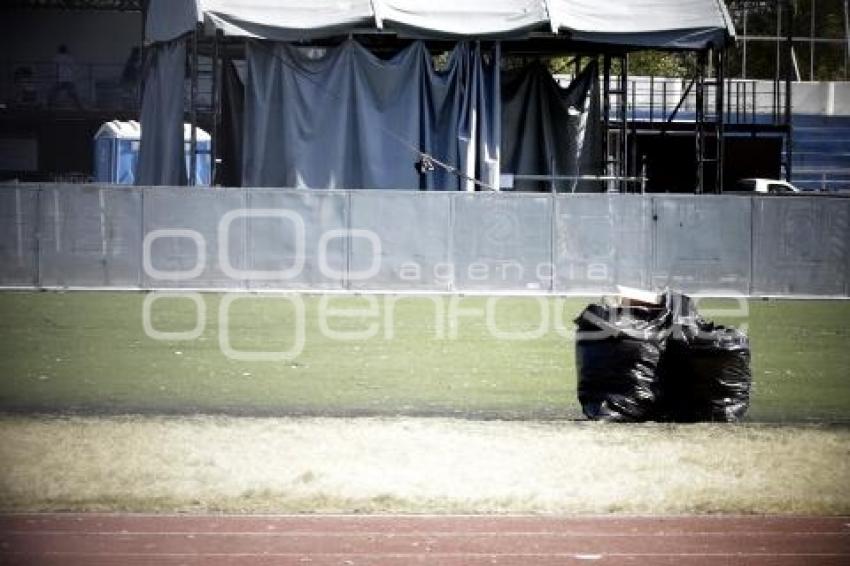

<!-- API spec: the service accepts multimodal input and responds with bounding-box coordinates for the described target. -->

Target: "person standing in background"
[48,44,82,108]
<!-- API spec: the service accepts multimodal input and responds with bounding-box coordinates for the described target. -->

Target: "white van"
[734,178,801,194]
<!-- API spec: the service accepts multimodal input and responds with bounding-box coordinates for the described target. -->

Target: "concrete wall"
[1,185,848,296]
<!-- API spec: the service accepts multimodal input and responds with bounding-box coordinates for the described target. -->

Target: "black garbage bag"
[658,319,752,422]
[575,301,673,422]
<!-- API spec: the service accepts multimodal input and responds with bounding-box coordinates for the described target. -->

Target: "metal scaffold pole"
[602,54,612,192]
[845,0,850,78]
[211,29,222,186]
[620,53,628,193]
[715,47,726,193]
[785,0,794,182]
[695,51,706,194]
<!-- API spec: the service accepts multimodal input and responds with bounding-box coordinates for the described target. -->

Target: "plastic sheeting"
[659,319,751,422]
[576,291,752,423]
[0,188,38,286]
[3,187,849,297]
[136,40,188,187]
[575,301,672,421]
[501,61,601,193]
[242,40,499,191]
[145,0,200,44]
[145,0,733,49]
[219,61,245,187]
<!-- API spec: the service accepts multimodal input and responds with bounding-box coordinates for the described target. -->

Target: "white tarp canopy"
[146,0,734,49]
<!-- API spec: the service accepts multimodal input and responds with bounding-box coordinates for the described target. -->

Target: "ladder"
[602,54,629,192]
[694,49,726,194]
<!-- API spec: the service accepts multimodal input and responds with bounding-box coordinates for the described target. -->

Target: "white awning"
[145,0,734,50]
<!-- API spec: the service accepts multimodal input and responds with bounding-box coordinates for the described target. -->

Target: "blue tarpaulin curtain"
[501,61,602,192]
[136,39,187,186]
[241,40,500,190]
[136,35,601,191]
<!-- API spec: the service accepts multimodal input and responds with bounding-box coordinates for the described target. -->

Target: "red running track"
[1,514,849,565]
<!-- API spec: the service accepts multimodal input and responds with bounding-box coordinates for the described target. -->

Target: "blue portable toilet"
[94,120,212,185]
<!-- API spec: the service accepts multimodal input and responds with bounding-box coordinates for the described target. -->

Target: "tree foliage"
[543,0,849,81]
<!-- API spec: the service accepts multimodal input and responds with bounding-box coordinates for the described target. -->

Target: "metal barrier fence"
[1,184,848,296]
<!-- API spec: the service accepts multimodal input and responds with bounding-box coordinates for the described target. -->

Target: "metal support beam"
[667,78,696,123]
[845,0,850,78]
[695,51,707,194]
[785,0,794,182]
[811,0,816,80]
[715,47,726,193]
[619,53,628,192]
[211,29,222,186]
[600,53,629,193]
[602,54,612,192]
[742,4,748,78]
[773,1,782,124]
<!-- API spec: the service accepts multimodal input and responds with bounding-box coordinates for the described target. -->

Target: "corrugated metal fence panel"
[451,193,552,291]
[39,185,142,288]
[3,185,849,297]
[0,187,38,287]
[141,187,246,289]
[554,194,651,294]
[245,190,347,290]
[651,196,752,295]
[349,191,451,291]
[752,196,850,296]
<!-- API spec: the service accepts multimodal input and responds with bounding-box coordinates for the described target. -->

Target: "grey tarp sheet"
[145,0,201,44]
[219,60,245,187]
[146,0,733,49]
[242,40,500,190]
[374,0,550,38]
[202,0,375,42]
[136,39,187,186]
[501,61,602,192]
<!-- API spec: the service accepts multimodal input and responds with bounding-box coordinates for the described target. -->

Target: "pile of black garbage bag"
[575,291,751,423]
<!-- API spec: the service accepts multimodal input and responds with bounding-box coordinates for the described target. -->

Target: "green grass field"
[0,291,848,422]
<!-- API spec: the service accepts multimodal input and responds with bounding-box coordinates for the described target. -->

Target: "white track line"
[4,531,848,537]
